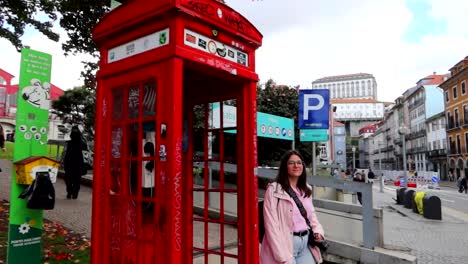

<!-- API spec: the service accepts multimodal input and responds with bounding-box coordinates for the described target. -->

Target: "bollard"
[422,194,442,220]
[404,189,415,209]
[379,174,384,193]
[396,187,407,205]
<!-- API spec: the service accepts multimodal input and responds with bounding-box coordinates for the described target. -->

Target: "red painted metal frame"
[92,1,262,263]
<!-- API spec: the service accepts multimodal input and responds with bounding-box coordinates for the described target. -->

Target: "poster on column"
[7,48,52,264]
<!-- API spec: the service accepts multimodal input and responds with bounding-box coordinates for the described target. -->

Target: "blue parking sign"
[299,89,330,129]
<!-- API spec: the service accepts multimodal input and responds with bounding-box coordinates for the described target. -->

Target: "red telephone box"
[91,1,262,263]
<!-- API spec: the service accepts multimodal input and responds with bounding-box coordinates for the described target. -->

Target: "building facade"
[426,112,447,179]
[312,73,377,100]
[0,68,65,141]
[441,56,468,180]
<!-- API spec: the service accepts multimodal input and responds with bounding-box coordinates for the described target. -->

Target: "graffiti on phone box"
[186,1,251,35]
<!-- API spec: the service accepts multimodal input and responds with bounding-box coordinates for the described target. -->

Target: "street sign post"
[299,89,330,129]
[298,89,330,176]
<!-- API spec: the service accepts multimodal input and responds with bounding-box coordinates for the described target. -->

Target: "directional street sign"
[300,129,329,142]
[299,89,330,129]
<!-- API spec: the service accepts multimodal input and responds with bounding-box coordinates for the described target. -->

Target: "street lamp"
[398,126,410,187]
[352,146,356,170]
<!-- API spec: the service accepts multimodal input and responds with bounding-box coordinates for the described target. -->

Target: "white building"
[312,73,377,100]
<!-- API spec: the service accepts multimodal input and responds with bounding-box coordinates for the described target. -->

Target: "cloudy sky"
[1,0,467,102]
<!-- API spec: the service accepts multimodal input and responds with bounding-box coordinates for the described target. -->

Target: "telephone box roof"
[93,0,262,48]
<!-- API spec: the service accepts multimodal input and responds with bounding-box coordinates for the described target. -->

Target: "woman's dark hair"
[275,150,311,197]
[70,126,82,142]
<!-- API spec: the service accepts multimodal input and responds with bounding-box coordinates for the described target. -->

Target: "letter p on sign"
[299,89,330,129]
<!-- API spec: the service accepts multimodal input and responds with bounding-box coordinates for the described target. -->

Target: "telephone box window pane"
[122,239,137,264]
[126,123,139,157]
[224,224,238,256]
[128,86,140,119]
[124,200,138,238]
[109,196,122,234]
[111,126,123,159]
[110,160,122,195]
[128,160,139,197]
[143,81,156,117]
[109,236,121,264]
[193,220,205,251]
[142,122,156,188]
[139,202,156,240]
[112,89,124,121]
[210,102,221,129]
[208,223,221,253]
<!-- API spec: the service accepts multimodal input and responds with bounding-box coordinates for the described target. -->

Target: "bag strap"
[285,187,312,230]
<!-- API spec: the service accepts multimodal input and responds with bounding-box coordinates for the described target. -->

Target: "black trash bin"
[396,187,407,205]
[422,194,442,220]
[404,189,415,209]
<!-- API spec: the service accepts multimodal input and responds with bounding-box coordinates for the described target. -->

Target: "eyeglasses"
[287,160,303,166]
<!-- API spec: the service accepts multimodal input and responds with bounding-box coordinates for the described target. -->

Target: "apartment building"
[426,112,447,179]
[440,56,468,180]
[406,75,446,172]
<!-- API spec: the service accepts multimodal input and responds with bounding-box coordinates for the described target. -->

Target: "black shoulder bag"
[285,187,329,251]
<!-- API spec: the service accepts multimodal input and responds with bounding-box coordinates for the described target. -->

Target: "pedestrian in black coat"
[63,126,87,199]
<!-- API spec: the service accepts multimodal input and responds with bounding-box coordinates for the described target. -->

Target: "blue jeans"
[292,233,316,264]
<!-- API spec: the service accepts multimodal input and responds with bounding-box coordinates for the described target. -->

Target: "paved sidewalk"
[2,158,468,264]
[372,184,468,264]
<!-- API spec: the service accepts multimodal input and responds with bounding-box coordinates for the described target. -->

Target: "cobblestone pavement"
[374,186,468,264]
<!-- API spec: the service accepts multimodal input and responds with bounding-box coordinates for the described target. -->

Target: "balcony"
[415,146,427,153]
[394,137,402,145]
[428,149,447,158]
[408,98,424,110]
[447,119,461,131]
[408,129,426,139]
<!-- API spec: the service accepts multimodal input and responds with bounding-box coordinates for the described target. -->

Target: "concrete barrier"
[323,239,417,264]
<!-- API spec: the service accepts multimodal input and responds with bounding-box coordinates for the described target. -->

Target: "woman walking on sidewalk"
[63,126,87,199]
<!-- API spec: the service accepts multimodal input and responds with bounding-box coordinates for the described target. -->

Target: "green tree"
[51,87,95,137]
[0,0,59,51]
[256,79,313,166]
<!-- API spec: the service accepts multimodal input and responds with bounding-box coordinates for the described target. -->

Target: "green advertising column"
[7,48,52,264]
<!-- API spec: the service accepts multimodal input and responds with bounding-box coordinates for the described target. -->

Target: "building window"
[445,91,449,102]
[453,86,458,99]
[455,109,459,127]
[465,133,468,154]
[457,134,461,154]
[462,81,466,95]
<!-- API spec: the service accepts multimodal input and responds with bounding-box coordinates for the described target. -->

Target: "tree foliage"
[51,87,95,137]
[256,79,313,166]
[0,0,59,51]
[57,0,109,90]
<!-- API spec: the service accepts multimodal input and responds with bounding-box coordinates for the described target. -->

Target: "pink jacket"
[260,182,324,264]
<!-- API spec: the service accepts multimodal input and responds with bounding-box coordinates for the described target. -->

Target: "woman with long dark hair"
[260,150,325,264]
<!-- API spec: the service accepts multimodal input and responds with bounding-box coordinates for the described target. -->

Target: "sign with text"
[299,89,330,129]
[300,129,329,142]
[212,103,294,141]
[8,48,52,264]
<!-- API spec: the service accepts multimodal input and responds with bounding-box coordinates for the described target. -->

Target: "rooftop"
[312,73,374,84]
[331,98,380,104]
